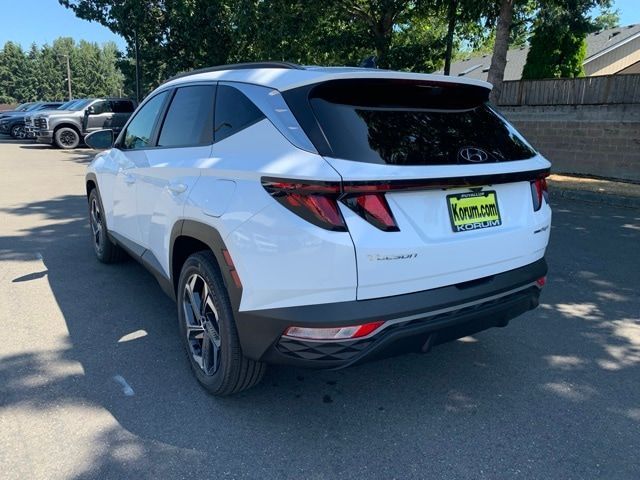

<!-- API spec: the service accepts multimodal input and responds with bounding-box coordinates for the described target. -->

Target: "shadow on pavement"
[1,193,639,479]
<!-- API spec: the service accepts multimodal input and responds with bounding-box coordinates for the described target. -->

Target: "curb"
[551,188,640,209]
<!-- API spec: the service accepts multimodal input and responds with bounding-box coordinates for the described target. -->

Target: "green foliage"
[0,38,125,102]
[593,7,620,30]
[60,0,450,94]
[523,0,612,80]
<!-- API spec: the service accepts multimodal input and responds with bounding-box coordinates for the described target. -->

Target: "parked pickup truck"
[25,99,87,139]
[34,97,136,149]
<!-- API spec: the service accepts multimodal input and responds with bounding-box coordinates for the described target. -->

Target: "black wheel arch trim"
[170,220,242,310]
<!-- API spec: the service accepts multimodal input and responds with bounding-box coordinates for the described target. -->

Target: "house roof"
[443,24,640,81]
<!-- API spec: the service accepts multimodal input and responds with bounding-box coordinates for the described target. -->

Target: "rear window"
[306,79,536,165]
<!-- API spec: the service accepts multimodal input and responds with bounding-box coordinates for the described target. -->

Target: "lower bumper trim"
[235,258,547,367]
[274,285,540,368]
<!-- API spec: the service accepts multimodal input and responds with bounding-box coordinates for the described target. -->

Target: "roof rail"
[165,62,304,83]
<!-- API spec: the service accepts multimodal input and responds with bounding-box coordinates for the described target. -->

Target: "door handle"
[123,174,136,185]
[167,182,187,194]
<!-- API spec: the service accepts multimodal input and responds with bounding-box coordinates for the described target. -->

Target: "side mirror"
[85,129,114,150]
[86,106,95,115]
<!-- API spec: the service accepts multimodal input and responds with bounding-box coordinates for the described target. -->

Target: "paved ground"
[548,174,640,209]
[1,137,639,479]
[549,174,640,198]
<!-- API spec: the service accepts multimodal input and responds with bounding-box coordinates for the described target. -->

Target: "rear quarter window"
[214,85,265,143]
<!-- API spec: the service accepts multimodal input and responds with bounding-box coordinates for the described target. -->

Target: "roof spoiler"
[309,78,491,110]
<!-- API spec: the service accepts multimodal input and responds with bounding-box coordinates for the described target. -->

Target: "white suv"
[85,62,551,395]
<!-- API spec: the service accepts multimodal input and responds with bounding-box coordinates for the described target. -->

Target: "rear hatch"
[283,77,551,300]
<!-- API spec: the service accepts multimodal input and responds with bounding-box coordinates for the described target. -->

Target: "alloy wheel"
[60,130,77,147]
[183,273,221,376]
[90,197,103,251]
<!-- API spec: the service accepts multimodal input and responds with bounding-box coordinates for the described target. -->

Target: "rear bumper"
[235,258,547,368]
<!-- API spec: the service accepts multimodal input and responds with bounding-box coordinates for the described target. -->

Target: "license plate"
[447,190,502,233]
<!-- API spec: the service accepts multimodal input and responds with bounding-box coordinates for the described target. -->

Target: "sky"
[0,0,126,51]
[0,0,639,54]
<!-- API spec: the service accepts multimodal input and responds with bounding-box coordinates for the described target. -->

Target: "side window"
[158,85,215,147]
[121,91,168,150]
[111,100,135,113]
[214,85,265,143]
[91,101,112,115]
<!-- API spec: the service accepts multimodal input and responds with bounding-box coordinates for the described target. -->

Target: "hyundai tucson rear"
[85,64,550,395]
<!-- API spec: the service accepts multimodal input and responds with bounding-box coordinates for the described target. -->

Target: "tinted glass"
[122,91,168,150]
[91,101,111,114]
[158,85,215,147]
[111,100,135,113]
[70,99,92,111]
[308,80,536,165]
[25,103,43,111]
[214,85,265,142]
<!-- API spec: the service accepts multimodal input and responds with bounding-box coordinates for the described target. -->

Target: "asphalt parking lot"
[1,137,639,480]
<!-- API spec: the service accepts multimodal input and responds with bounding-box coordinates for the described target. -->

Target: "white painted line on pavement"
[117,329,148,343]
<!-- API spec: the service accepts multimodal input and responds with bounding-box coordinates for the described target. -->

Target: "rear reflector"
[284,321,385,341]
[536,276,546,288]
[221,249,242,289]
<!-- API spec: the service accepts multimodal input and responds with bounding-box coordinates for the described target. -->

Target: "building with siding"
[443,24,640,81]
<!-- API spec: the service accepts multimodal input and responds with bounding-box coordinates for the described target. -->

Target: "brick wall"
[501,104,640,182]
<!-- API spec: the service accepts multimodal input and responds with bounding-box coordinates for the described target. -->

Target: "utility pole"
[59,54,72,100]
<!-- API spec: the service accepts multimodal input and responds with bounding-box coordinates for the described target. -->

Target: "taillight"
[284,321,385,340]
[261,180,347,231]
[531,176,549,211]
[262,178,400,232]
[341,187,399,232]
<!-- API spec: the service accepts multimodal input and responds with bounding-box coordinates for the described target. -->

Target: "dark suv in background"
[34,97,136,149]
[0,102,64,138]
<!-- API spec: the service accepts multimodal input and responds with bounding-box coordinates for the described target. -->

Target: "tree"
[522,0,612,80]
[593,7,620,30]
[60,0,450,93]
[437,0,488,75]
[487,0,514,102]
[0,42,28,102]
[0,38,125,102]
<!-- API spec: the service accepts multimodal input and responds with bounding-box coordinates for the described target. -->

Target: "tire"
[177,251,266,395]
[88,188,126,263]
[10,124,24,139]
[54,127,80,149]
